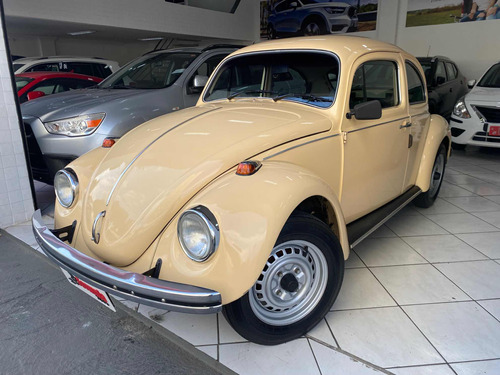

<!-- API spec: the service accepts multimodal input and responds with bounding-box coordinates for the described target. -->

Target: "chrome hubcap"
[249,240,328,326]
[429,151,445,197]
[304,23,321,35]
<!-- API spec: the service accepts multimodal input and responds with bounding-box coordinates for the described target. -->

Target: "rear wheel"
[223,213,344,345]
[267,24,276,39]
[302,19,327,36]
[414,143,447,208]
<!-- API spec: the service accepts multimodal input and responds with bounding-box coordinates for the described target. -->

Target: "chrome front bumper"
[32,210,222,313]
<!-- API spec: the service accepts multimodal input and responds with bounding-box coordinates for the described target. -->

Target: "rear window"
[15,76,34,91]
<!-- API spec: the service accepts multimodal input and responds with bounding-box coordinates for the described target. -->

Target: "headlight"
[44,113,105,136]
[453,98,471,119]
[324,6,344,14]
[54,169,79,208]
[177,207,219,262]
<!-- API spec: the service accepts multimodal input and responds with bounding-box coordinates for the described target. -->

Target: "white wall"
[0,13,34,227]
[355,0,498,81]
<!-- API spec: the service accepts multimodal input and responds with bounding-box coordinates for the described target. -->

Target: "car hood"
[80,102,332,266]
[466,86,500,103]
[21,88,158,121]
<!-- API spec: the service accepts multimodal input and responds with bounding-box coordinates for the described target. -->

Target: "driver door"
[341,54,410,223]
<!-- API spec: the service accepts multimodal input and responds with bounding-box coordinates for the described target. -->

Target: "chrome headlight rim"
[453,98,471,119]
[177,206,220,262]
[54,169,79,208]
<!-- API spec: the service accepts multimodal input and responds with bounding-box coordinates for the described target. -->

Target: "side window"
[445,62,457,80]
[349,60,399,109]
[65,62,95,76]
[406,62,425,104]
[192,54,226,79]
[31,79,58,94]
[275,0,291,12]
[435,61,447,85]
[27,63,59,72]
[98,64,113,78]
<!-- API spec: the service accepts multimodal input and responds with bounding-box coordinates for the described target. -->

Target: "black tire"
[267,24,276,39]
[452,142,466,150]
[222,213,344,345]
[414,143,447,208]
[301,19,327,36]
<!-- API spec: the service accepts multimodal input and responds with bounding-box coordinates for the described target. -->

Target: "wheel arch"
[152,161,349,305]
[415,114,451,192]
[301,13,328,33]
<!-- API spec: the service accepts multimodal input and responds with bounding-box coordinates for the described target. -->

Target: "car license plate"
[61,268,116,311]
[489,125,500,136]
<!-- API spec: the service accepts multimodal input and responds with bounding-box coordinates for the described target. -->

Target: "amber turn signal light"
[236,161,262,176]
[102,138,117,148]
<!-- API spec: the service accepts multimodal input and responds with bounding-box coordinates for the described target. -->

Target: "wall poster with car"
[260,0,378,40]
[406,0,500,27]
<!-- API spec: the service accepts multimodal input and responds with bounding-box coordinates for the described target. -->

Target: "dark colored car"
[417,56,468,119]
[267,0,358,39]
[16,72,102,103]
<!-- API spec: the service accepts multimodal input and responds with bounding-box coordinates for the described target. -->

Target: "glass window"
[435,61,447,85]
[99,52,198,89]
[445,62,457,80]
[478,63,500,88]
[15,76,34,91]
[13,63,24,72]
[350,60,399,109]
[65,62,95,76]
[98,64,113,78]
[28,63,59,72]
[406,62,425,104]
[204,51,339,108]
[192,54,226,80]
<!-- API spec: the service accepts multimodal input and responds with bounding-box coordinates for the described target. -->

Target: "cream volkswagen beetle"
[33,36,451,345]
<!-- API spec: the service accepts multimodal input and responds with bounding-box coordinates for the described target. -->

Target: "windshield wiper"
[273,93,331,102]
[227,90,277,100]
[108,84,133,89]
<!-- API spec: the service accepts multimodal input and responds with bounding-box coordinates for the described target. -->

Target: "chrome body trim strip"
[263,133,341,161]
[106,107,221,205]
[347,116,408,134]
[32,210,222,313]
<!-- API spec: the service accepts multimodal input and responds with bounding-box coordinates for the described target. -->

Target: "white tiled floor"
[4,147,500,375]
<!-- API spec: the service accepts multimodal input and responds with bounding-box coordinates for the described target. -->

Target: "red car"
[15,72,102,103]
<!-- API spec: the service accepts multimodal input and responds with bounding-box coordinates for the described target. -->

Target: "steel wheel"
[249,240,328,326]
[428,151,445,198]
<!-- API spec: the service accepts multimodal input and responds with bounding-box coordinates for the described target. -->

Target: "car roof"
[417,56,453,63]
[230,35,405,61]
[15,72,102,80]
[14,56,117,64]
[145,44,245,56]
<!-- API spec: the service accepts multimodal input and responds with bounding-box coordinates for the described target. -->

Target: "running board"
[346,186,421,249]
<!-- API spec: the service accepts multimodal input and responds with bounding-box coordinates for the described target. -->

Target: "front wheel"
[414,143,447,208]
[302,19,327,36]
[223,213,344,345]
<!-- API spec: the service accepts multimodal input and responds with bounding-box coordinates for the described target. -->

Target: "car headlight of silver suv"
[177,207,219,262]
[54,169,79,208]
[453,98,471,119]
[44,113,105,136]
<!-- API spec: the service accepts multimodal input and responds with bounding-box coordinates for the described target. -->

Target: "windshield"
[203,51,339,108]
[99,52,199,89]
[478,63,500,88]
[15,76,34,91]
[417,60,432,84]
[13,63,24,72]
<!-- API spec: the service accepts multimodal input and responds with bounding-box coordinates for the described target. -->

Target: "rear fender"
[153,161,348,304]
[415,114,451,192]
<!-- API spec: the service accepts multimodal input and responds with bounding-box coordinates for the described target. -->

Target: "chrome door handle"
[92,210,106,244]
[400,121,412,129]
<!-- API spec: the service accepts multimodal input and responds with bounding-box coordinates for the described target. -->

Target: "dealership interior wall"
[0,0,498,226]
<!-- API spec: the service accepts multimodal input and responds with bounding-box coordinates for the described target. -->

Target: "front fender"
[153,161,348,305]
[416,114,451,192]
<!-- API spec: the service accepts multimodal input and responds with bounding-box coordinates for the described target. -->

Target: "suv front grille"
[474,106,500,123]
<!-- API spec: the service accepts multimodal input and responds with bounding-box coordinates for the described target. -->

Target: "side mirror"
[190,75,209,94]
[27,91,45,101]
[436,76,446,85]
[347,100,382,120]
[290,2,298,8]
[467,79,476,89]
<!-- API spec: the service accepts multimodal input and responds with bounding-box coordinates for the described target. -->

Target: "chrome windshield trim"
[32,210,221,313]
[106,107,221,206]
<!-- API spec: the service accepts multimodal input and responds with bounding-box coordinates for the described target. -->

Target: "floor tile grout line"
[306,337,324,375]
[323,317,341,349]
[468,210,500,230]
[385,362,459,375]
[355,246,453,368]
[307,337,394,374]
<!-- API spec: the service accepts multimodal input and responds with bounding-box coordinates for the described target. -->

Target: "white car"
[450,62,500,149]
[13,56,120,79]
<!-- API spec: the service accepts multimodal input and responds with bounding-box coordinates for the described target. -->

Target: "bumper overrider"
[32,210,222,313]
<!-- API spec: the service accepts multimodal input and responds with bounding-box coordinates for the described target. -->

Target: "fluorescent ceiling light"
[67,30,96,36]
[139,37,164,41]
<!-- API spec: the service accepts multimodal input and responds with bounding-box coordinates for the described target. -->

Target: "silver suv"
[21,45,240,184]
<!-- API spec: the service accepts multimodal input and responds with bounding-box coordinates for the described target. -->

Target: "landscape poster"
[260,0,378,40]
[406,0,500,27]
